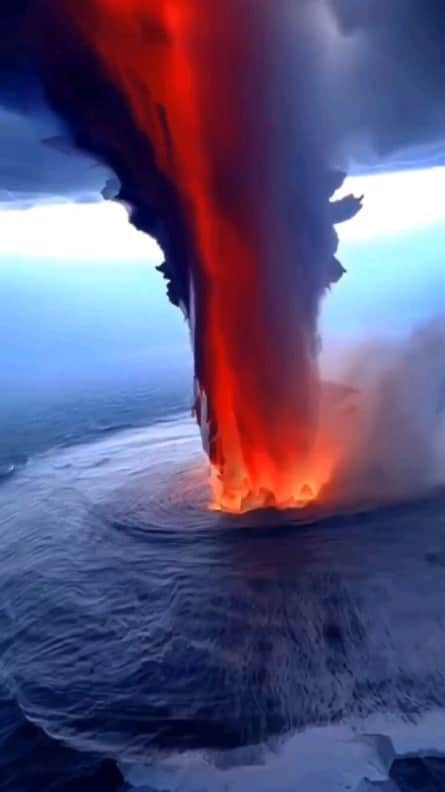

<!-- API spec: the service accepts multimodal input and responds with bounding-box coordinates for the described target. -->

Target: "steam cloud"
[320,320,445,506]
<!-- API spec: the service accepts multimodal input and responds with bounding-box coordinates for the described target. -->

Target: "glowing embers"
[208,437,335,514]
[210,469,323,514]
[203,380,347,513]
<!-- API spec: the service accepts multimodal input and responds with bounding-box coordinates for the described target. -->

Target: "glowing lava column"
[45,0,325,510]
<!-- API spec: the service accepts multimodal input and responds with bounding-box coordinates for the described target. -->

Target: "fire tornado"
[31,0,362,511]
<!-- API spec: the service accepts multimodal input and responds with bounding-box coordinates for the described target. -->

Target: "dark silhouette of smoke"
[3,2,445,182]
[0,2,444,509]
[5,0,364,510]
[327,0,445,165]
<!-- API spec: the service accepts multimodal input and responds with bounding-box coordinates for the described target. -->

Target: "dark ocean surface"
[0,370,191,792]
[2,375,445,792]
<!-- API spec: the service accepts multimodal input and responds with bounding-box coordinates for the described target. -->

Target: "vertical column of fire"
[35,0,353,511]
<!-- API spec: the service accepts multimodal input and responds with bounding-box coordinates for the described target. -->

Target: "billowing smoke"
[319,320,445,507]
[20,0,362,511]
[1,1,444,511]
[326,0,445,167]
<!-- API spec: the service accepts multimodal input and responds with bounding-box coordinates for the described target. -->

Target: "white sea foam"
[121,711,445,792]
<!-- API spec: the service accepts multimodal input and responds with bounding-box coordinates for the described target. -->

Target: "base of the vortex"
[210,479,318,514]
[202,404,337,514]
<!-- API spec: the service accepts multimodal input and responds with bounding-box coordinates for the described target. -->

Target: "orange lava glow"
[53,0,332,512]
[210,440,336,513]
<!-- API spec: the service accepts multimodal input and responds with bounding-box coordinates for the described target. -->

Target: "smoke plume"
[1,1,444,511]
[19,0,363,511]
[321,320,445,506]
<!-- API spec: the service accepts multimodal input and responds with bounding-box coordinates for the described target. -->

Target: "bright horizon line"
[0,200,163,263]
[0,166,443,261]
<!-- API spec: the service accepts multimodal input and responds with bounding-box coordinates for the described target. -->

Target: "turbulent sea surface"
[3,383,445,791]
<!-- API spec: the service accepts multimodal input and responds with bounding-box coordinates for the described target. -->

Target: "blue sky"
[0,166,444,389]
[322,167,445,347]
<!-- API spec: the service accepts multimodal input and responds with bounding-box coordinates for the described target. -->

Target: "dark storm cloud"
[1,0,445,206]
[328,0,445,167]
[0,0,115,206]
[0,106,115,207]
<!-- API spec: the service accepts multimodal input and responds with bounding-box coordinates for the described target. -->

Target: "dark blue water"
[3,375,445,791]
[0,368,193,791]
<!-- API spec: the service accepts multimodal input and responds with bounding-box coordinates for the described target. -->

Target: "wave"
[2,414,445,790]
[0,463,16,482]
[121,712,445,791]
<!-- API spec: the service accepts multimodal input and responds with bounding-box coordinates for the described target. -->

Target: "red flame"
[43,0,334,512]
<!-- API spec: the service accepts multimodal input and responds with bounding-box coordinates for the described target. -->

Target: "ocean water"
[3,379,445,792]
[0,370,191,791]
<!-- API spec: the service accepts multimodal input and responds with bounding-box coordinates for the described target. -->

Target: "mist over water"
[321,321,445,506]
[319,168,445,508]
